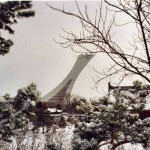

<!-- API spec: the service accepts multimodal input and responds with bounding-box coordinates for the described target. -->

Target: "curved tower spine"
[41,54,94,108]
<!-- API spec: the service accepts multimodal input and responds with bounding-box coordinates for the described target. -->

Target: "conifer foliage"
[0,83,40,142]
[0,1,36,141]
[0,1,35,55]
[72,81,150,150]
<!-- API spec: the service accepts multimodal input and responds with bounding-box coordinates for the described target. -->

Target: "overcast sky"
[0,1,138,99]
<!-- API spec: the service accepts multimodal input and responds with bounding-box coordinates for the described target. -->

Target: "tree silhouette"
[0,1,35,55]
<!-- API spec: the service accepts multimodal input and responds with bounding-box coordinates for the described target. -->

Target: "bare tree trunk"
[111,145,117,150]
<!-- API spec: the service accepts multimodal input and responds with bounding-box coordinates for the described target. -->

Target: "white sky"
[0,1,139,99]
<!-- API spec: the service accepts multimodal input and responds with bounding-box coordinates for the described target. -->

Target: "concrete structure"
[41,54,94,109]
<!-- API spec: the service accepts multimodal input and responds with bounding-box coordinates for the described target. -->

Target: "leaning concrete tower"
[40,54,94,109]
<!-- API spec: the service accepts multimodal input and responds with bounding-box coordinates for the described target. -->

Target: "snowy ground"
[5,124,74,150]
[0,124,145,150]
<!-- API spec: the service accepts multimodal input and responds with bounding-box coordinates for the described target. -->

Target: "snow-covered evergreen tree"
[0,1,37,142]
[0,83,40,141]
[72,81,150,150]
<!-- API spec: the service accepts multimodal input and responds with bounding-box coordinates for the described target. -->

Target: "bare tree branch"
[47,0,150,86]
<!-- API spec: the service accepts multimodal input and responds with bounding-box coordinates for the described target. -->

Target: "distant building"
[108,82,150,93]
[108,82,150,119]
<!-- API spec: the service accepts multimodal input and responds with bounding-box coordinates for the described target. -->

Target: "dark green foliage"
[0,83,40,141]
[98,96,110,106]
[70,96,93,114]
[59,116,66,128]
[72,82,150,150]
[47,142,58,150]
[72,134,98,150]
[0,37,13,55]
[0,1,35,55]
[133,80,143,89]
[64,94,93,114]
[14,83,40,111]
[3,93,11,101]
[0,0,36,142]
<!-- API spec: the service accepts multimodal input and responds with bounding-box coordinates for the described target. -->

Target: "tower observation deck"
[40,54,94,109]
